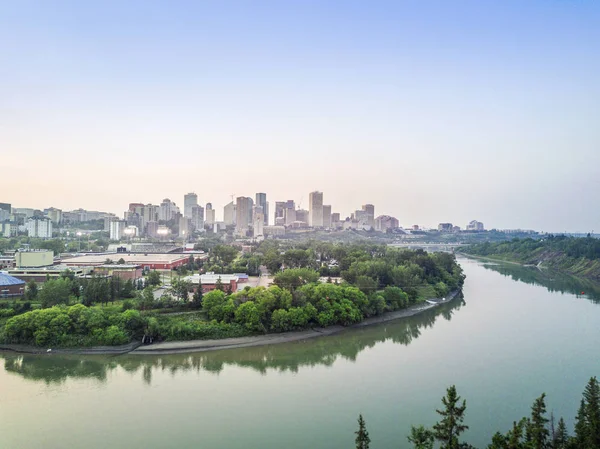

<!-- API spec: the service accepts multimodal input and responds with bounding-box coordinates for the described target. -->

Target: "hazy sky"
[1,0,599,232]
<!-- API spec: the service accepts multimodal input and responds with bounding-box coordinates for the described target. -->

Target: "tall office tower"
[255,193,269,225]
[253,211,264,237]
[322,205,332,228]
[362,204,375,228]
[184,193,198,218]
[146,221,158,238]
[274,202,286,222]
[191,205,205,231]
[159,198,175,221]
[179,215,190,238]
[308,191,323,227]
[205,203,216,226]
[109,220,126,241]
[224,202,237,226]
[235,197,254,233]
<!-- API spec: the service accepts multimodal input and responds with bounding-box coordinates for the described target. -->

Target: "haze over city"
[2,1,599,231]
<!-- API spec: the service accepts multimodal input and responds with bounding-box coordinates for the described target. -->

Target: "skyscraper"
[159,199,175,221]
[322,205,332,228]
[184,193,198,218]
[308,191,323,227]
[274,202,286,222]
[235,197,253,233]
[191,205,204,231]
[362,204,375,228]
[205,203,216,226]
[224,202,236,226]
[255,193,269,226]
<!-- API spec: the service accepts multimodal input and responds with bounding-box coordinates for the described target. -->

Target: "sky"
[1,0,599,232]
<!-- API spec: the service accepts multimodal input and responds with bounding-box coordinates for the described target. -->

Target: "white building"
[26,217,53,238]
[159,199,176,221]
[322,205,332,228]
[205,203,215,226]
[109,220,127,240]
[253,211,264,237]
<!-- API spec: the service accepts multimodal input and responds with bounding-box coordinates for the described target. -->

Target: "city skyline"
[2,1,599,232]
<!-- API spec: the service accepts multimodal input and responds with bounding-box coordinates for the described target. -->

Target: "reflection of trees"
[482,262,600,304]
[2,355,117,384]
[2,296,465,385]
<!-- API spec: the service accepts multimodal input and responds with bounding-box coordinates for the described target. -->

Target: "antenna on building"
[298,196,303,209]
[230,193,235,202]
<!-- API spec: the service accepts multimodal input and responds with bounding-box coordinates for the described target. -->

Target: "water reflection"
[1,295,465,385]
[481,261,600,303]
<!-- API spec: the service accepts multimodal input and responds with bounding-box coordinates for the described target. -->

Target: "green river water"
[1,257,599,448]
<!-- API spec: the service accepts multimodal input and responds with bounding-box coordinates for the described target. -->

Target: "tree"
[583,376,600,449]
[39,278,73,308]
[191,285,203,309]
[138,287,155,310]
[433,385,469,449]
[170,278,193,302]
[215,277,224,292]
[553,417,569,449]
[408,425,435,449]
[355,414,370,449]
[25,280,38,301]
[117,258,126,265]
[527,394,549,449]
[146,270,161,286]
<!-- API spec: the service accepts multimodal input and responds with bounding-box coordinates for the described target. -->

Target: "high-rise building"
[375,215,399,232]
[159,199,176,221]
[179,215,190,238]
[331,213,341,228]
[205,203,215,226]
[109,220,126,240]
[361,204,375,228]
[184,193,198,218]
[224,202,237,226]
[26,217,53,238]
[236,197,254,234]
[295,209,309,225]
[322,205,332,228]
[146,221,158,238]
[46,207,62,224]
[466,220,485,231]
[255,193,269,226]
[191,205,204,231]
[274,202,286,222]
[285,207,296,225]
[308,191,323,227]
[253,211,264,237]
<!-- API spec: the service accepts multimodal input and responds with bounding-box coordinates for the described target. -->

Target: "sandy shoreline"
[0,290,460,356]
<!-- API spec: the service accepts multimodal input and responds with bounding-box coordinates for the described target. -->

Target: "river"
[1,257,599,448]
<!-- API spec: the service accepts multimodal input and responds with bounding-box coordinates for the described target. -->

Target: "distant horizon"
[2,1,599,232]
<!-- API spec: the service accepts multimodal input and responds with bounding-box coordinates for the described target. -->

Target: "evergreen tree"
[507,418,527,449]
[527,393,550,449]
[355,414,370,449]
[215,277,224,291]
[573,399,588,448]
[408,425,435,449]
[25,279,38,301]
[553,417,569,449]
[583,376,600,449]
[433,385,469,449]
[192,285,203,309]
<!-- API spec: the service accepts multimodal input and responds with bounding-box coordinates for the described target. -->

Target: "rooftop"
[0,272,26,286]
[62,253,188,265]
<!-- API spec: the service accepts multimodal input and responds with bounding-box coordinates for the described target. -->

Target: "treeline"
[355,377,600,449]
[463,235,600,262]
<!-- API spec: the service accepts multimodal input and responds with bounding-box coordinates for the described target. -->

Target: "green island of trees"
[0,243,464,347]
[355,377,600,449]
[460,235,600,281]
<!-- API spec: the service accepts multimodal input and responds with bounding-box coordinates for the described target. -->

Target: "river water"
[1,257,599,449]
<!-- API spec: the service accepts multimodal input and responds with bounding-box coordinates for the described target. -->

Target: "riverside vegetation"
[355,377,600,449]
[461,235,600,281]
[0,243,464,348]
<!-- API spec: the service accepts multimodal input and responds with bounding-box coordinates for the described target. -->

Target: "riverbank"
[0,290,461,356]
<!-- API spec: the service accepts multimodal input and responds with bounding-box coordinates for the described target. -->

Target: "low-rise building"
[0,273,26,298]
[185,273,239,293]
[438,223,453,232]
[62,253,189,270]
[15,250,54,268]
[93,264,143,281]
